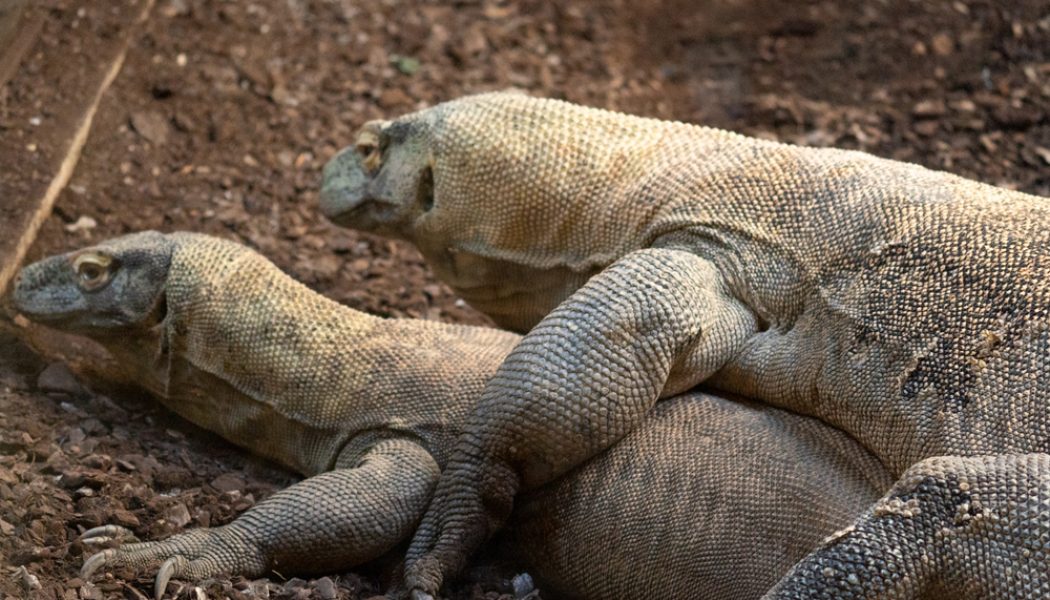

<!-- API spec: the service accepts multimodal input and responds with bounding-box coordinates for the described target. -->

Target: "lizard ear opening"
[417,164,434,212]
[355,120,391,174]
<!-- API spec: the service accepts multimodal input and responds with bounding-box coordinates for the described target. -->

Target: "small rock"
[315,577,337,600]
[930,33,954,56]
[60,402,84,417]
[82,453,113,470]
[159,0,189,17]
[16,566,40,591]
[74,486,95,498]
[912,99,946,118]
[913,120,939,136]
[11,546,49,566]
[949,99,977,113]
[163,502,192,528]
[378,88,411,109]
[250,580,272,599]
[111,508,140,528]
[210,472,246,494]
[130,111,171,146]
[117,453,161,479]
[67,427,86,445]
[63,215,98,234]
[300,254,342,281]
[1034,146,1050,166]
[37,363,83,396]
[277,150,296,168]
[79,582,102,600]
[992,104,1044,130]
[58,470,87,489]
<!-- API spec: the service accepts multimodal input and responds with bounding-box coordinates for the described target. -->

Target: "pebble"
[315,577,337,600]
[130,111,171,146]
[37,363,83,396]
[210,472,246,494]
[64,215,97,233]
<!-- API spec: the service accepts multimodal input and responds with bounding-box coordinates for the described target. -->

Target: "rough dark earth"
[1,0,1047,598]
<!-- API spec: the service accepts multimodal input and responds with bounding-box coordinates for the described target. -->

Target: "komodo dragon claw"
[81,524,141,546]
[78,524,267,599]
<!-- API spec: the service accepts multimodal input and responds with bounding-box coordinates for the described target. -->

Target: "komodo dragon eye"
[72,252,115,292]
[355,128,383,173]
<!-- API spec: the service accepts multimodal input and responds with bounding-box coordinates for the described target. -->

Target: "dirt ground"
[1,0,1048,598]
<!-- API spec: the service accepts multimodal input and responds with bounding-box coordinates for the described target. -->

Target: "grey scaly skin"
[320,91,1050,599]
[11,232,894,599]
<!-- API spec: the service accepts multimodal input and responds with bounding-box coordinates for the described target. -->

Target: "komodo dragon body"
[319,92,1050,598]
[11,232,892,600]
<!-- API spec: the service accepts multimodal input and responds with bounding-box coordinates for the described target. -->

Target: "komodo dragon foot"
[73,441,439,600]
[80,525,265,599]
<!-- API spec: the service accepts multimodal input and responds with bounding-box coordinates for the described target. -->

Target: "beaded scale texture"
[319,92,1050,598]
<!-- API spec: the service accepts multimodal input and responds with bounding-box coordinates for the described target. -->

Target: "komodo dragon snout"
[11,230,173,332]
[320,117,436,240]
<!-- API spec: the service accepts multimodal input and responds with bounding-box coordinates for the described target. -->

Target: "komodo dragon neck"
[99,234,517,475]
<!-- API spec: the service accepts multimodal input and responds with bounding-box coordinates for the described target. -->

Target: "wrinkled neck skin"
[94,235,518,475]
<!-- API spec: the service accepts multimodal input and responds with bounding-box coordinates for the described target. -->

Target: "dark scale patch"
[856,235,1045,414]
[893,473,976,530]
[901,335,976,412]
[382,120,421,147]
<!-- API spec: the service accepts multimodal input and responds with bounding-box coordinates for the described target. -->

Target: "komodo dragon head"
[320,91,715,330]
[11,231,174,335]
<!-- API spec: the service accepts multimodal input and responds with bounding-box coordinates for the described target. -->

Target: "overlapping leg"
[403,248,758,597]
[765,454,1050,599]
[80,439,439,599]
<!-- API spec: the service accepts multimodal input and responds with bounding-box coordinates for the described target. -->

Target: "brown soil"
[1,0,1048,598]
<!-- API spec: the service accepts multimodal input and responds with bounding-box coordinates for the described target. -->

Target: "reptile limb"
[404,247,757,594]
[81,438,438,598]
[765,454,1050,599]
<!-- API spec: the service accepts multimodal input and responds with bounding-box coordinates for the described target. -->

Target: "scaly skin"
[11,232,892,599]
[320,92,1050,598]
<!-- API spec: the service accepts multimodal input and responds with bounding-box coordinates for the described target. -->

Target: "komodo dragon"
[319,91,1050,598]
[11,231,893,599]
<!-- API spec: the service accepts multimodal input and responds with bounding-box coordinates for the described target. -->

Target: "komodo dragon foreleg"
[78,439,438,598]
[401,248,758,594]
